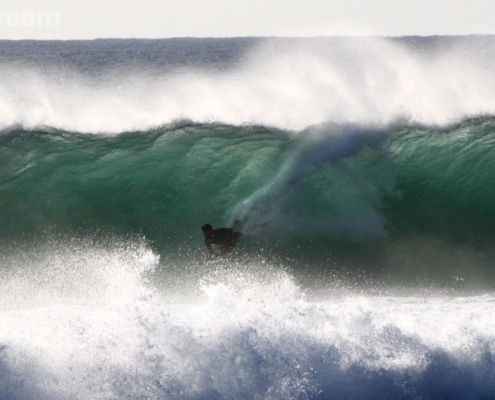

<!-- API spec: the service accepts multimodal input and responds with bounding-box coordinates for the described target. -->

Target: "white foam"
[0,256,494,399]
[1,38,495,134]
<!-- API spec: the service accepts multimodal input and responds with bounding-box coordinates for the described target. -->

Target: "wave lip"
[1,36,495,133]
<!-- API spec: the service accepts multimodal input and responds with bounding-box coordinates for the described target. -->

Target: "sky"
[0,0,495,40]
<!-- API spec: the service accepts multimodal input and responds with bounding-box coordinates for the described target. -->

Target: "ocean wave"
[2,36,495,400]
[0,118,495,290]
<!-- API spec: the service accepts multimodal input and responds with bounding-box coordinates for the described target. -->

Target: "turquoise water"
[2,118,495,290]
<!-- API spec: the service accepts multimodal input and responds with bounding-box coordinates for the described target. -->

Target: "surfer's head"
[201,224,213,233]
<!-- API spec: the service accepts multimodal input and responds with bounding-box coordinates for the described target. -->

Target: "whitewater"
[0,36,495,399]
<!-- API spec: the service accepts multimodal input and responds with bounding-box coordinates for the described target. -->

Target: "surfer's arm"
[205,238,214,254]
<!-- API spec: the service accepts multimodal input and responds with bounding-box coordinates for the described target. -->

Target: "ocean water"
[0,36,495,399]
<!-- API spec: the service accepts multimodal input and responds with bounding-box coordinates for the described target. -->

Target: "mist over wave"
[229,122,390,239]
[1,36,495,133]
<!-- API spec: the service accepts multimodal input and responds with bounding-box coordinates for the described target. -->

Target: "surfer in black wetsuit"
[201,224,243,255]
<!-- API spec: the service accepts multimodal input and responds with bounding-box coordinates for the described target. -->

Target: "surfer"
[201,223,243,255]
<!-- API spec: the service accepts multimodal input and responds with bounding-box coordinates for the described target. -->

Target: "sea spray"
[229,123,389,239]
[1,253,494,399]
[0,236,160,309]
[1,37,495,133]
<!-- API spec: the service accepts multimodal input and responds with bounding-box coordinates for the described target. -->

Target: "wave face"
[2,119,495,290]
[1,37,495,399]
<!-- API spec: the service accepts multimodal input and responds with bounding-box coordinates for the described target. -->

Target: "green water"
[1,118,495,289]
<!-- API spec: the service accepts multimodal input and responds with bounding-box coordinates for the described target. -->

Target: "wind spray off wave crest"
[229,123,389,239]
[1,37,495,133]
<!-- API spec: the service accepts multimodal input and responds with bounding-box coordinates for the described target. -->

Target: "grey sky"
[1,0,494,40]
